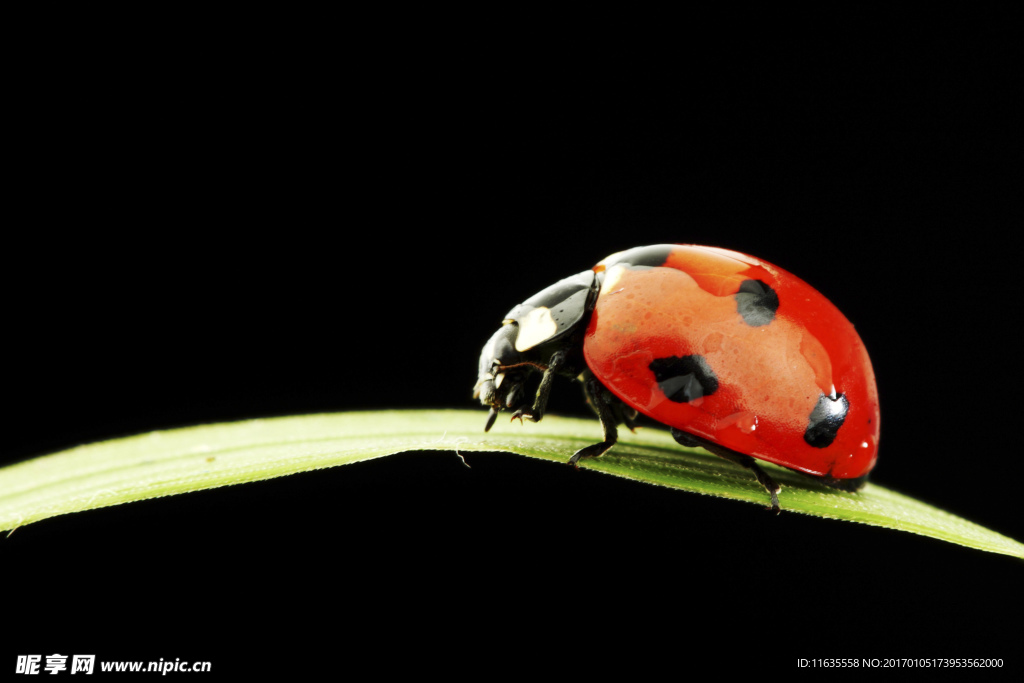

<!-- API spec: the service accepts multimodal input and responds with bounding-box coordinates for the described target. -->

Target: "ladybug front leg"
[510,349,567,425]
[567,373,619,467]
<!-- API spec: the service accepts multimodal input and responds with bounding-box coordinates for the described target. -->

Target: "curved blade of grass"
[1,410,1021,559]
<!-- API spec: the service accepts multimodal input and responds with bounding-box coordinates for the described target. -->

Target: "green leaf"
[1,410,1021,559]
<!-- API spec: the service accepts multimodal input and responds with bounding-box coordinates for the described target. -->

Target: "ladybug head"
[474,270,598,432]
[473,324,533,431]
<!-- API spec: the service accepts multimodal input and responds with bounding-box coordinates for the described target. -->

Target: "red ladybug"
[474,245,879,512]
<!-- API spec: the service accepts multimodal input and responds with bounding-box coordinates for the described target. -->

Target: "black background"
[5,17,1022,678]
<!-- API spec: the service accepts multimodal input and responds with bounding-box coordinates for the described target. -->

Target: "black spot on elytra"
[648,355,719,403]
[735,279,779,326]
[804,392,849,448]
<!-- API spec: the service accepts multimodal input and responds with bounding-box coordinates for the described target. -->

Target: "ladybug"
[473,244,879,512]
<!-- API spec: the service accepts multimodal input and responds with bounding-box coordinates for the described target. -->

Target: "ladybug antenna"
[497,361,549,372]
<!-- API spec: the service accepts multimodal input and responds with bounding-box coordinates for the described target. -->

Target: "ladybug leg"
[616,403,638,433]
[567,373,619,467]
[670,428,782,514]
[510,349,567,424]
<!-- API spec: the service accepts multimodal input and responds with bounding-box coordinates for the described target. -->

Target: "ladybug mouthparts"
[473,325,535,431]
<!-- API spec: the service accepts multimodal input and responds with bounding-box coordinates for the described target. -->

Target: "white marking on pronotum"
[514,307,559,352]
[599,264,627,295]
